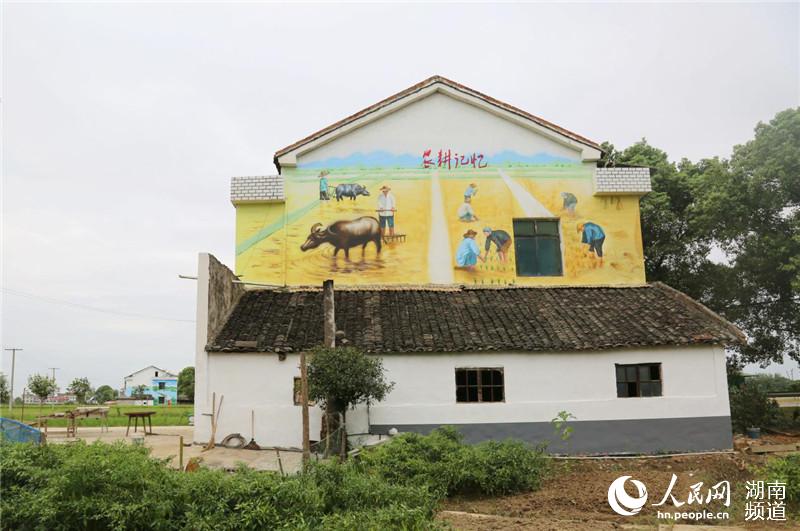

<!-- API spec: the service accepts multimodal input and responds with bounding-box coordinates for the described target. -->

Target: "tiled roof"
[207,283,744,354]
[273,75,601,171]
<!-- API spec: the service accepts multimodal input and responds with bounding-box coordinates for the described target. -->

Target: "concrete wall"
[196,344,732,454]
[194,253,246,444]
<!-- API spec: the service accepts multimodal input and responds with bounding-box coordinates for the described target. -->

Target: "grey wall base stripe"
[370,416,733,455]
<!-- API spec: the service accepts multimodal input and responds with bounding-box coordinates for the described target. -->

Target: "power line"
[1,288,195,323]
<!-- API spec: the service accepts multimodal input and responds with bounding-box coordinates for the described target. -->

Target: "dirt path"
[440,452,795,530]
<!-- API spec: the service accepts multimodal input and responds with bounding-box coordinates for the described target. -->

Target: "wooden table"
[125,411,155,436]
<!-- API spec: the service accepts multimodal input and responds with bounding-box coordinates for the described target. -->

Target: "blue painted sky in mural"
[299,150,579,169]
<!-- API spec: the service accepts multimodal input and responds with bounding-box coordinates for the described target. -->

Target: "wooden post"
[339,412,346,461]
[324,414,331,458]
[179,435,184,471]
[300,351,310,467]
[323,279,335,348]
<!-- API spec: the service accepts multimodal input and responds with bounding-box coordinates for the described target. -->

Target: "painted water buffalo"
[335,183,370,202]
[300,216,382,259]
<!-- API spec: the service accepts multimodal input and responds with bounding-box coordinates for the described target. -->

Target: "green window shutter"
[513,219,563,276]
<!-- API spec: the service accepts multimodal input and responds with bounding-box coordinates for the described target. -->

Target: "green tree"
[132,385,148,398]
[691,108,800,365]
[93,385,117,404]
[177,367,195,402]
[27,374,56,412]
[608,108,800,366]
[67,377,93,404]
[0,373,9,405]
[308,346,394,453]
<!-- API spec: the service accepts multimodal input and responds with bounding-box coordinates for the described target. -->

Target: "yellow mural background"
[234,166,646,286]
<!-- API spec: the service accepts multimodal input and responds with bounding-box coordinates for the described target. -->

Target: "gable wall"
[234,92,646,287]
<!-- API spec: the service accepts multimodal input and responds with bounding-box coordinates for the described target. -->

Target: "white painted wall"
[196,344,729,449]
[297,92,583,166]
[123,366,176,394]
[196,352,324,447]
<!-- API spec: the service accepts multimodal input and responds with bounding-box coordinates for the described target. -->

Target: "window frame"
[512,218,564,277]
[455,367,505,404]
[615,363,663,398]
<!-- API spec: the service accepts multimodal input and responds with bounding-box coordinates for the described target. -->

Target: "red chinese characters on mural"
[422,149,487,170]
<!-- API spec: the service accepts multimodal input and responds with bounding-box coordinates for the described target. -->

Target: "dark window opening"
[616,363,662,398]
[513,219,563,276]
[455,368,504,403]
[155,371,159,377]
[158,382,166,390]
[158,396,165,405]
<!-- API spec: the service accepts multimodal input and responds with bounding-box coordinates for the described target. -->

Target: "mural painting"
[234,149,645,287]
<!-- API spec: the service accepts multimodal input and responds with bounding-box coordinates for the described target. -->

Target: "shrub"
[763,454,800,506]
[729,383,781,433]
[0,442,440,531]
[359,426,549,496]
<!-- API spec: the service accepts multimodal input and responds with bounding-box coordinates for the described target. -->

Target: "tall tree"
[0,373,9,405]
[177,367,195,402]
[67,377,93,404]
[608,108,800,366]
[691,108,800,365]
[28,374,56,412]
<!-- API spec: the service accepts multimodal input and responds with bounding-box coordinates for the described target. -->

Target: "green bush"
[729,383,781,433]
[1,428,550,530]
[0,442,440,531]
[359,426,549,496]
[763,454,800,506]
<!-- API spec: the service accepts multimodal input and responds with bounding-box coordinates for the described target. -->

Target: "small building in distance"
[23,390,77,405]
[122,365,178,406]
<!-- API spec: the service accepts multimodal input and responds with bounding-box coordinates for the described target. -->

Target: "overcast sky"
[2,2,798,394]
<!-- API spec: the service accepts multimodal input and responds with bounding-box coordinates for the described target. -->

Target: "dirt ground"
[439,435,800,530]
[45,425,305,474]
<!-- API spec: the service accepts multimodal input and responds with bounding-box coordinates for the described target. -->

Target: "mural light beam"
[428,170,454,284]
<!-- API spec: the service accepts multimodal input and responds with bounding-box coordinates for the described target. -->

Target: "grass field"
[1,404,193,427]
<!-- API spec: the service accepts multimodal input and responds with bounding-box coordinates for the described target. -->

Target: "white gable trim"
[276,82,602,168]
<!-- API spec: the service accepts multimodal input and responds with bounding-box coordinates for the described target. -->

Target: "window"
[513,219,563,276]
[158,396,165,405]
[293,377,316,406]
[158,382,165,390]
[155,371,159,377]
[616,363,662,397]
[455,368,504,403]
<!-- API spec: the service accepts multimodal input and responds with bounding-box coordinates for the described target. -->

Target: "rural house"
[122,365,178,405]
[193,76,744,454]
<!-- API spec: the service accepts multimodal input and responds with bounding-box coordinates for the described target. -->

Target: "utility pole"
[300,350,310,467]
[4,348,22,411]
[48,368,60,404]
